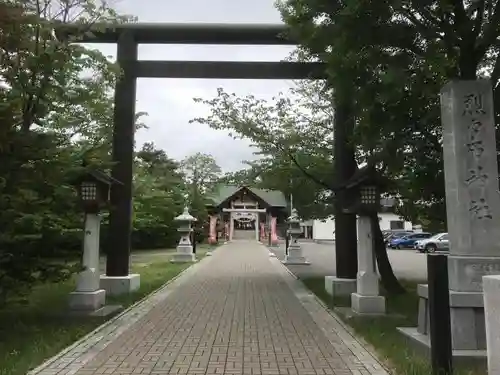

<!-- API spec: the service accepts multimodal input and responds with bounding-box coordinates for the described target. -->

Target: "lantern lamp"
[81,181,98,201]
[340,165,388,215]
[287,208,302,237]
[174,206,197,231]
[74,169,122,213]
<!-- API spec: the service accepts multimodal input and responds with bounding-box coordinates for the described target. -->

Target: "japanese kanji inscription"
[463,92,492,220]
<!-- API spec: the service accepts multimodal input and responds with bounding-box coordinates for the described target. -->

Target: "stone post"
[171,207,196,263]
[351,215,385,314]
[224,222,229,242]
[229,213,234,241]
[260,222,266,242]
[483,275,500,375]
[270,216,279,246]
[69,213,106,311]
[255,212,259,241]
[402,80,500,354]
[283,209,310,265]
[208,215,217,244]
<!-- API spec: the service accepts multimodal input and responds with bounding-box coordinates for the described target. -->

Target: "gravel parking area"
[272,240,427,281]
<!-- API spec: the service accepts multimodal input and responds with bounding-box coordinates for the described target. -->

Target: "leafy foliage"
[0,0,201,304]
[180,152,223,240]
[132,143,188,249]
[277,0,500,229]
[0,0,127,302]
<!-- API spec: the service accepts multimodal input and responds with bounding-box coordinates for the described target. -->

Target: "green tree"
[131,143,186,249]
[0,0,134,302]
[1,0,132,133]
[180,152,222,194]
[218,162,262,186]
[278,0,500,228]
[179,152,222,239]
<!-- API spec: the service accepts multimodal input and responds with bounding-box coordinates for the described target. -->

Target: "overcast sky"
[87,0,295,172]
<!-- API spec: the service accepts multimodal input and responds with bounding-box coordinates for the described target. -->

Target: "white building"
[309,212,415,241]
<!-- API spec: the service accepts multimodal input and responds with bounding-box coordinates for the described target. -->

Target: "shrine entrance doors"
[222,208,266,241]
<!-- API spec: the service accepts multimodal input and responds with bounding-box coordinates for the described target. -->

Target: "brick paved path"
[31,241,388,375]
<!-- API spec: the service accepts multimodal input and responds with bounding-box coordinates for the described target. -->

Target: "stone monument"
[351,215,385,314]
[171,207,197,263]
[400,80,500,358]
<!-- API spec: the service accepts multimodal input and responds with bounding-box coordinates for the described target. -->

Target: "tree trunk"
[369,212,406,295]
[334,202,357,278]
[458,42,478,80]
[333,92,358,279]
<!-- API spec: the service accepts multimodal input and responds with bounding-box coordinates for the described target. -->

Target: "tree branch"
[399,7,440,42]
[271,141,333,190]
[287,152,332,190]
[490,50,500,87]
[475,0,500,57]
[451,0,468,38]
[471,0,486,42]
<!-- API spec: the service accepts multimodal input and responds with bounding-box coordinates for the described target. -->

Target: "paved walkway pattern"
[31,241,388,375]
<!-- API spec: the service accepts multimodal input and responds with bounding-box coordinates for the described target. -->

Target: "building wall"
[312,217,335,241]
[311,213,414,241]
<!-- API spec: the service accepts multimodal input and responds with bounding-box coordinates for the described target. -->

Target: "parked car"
[384,231,413,246]
[415,232,449,253]
[389,232,432,249]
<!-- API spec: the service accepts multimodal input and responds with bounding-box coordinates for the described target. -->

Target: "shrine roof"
[207,185,287,208]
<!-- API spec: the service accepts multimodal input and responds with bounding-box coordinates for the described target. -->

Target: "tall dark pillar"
[333,93,358,279]
[106,30,138,276]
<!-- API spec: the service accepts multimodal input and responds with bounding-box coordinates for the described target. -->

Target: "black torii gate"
[61,23,326,280]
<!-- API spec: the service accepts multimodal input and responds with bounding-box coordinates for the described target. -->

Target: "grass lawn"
[0,245,213,375]
[301,278,486,375]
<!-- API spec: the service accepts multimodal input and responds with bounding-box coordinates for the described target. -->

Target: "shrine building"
[205,185,288,244]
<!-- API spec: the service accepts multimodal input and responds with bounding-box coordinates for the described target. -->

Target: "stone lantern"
[341,165,389,315]
[69,169,122,313]
[171,206,197,263]
[282,209,310,265]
